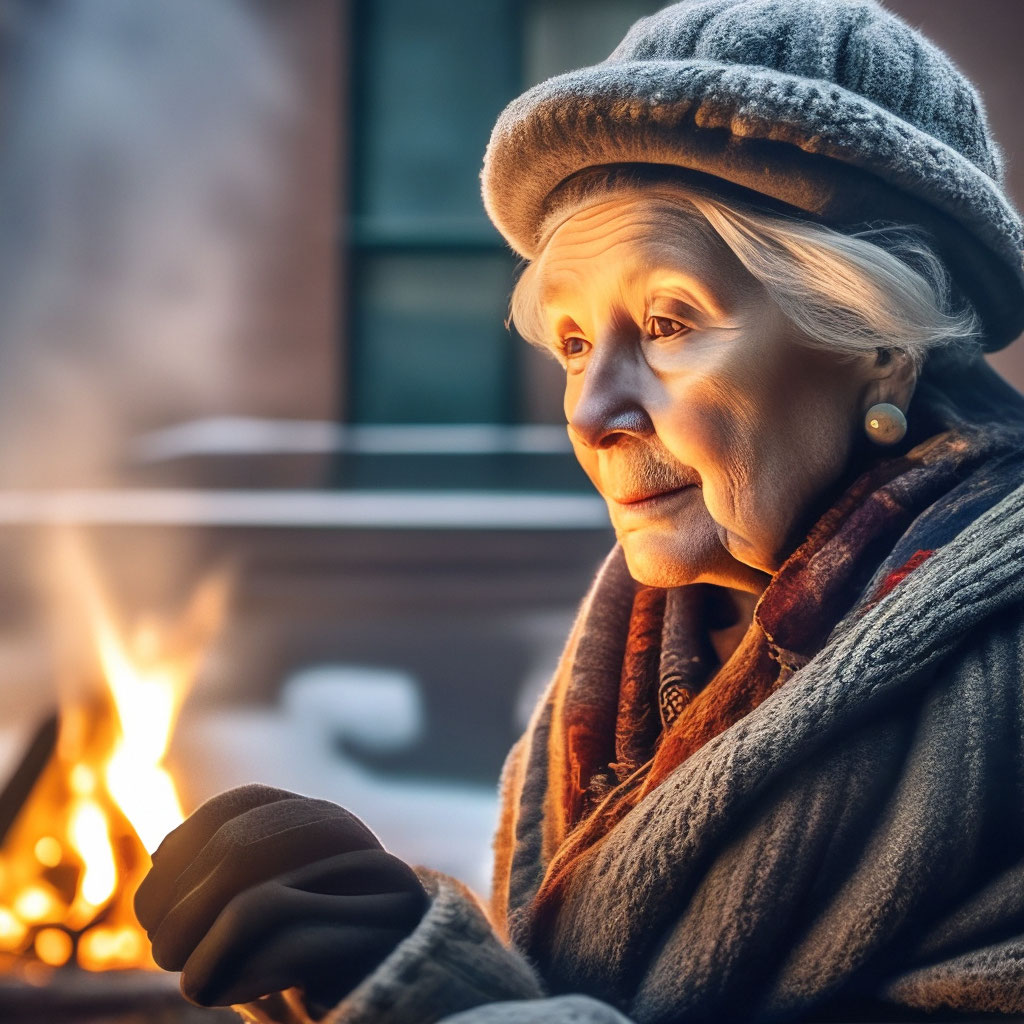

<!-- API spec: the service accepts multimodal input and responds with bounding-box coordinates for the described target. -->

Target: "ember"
[0,533,229,977]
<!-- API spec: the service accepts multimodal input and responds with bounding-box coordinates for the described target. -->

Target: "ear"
[862,346,918,411]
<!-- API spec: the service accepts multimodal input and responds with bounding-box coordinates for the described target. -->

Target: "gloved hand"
[134,784,429,1012]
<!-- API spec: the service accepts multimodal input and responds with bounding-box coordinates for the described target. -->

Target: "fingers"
[141,786,295,897]
[145,813,389,970]
[136,787,381,928]
[184,921,410,1007]
[133,786,421,1009]
[177,855,427,1006]
[278,850,428,902]
[136,785,306,927]
[151,849,425,970]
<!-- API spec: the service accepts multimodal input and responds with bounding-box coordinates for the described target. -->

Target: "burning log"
[0,715,58,848]
[0,532,231,1015]
[0,691,162,974]
[0,714,238,1020]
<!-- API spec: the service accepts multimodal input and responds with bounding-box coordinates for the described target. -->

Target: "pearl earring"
[864,402,907,445]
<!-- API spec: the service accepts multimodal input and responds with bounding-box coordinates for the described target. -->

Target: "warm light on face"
[533,193,879,591]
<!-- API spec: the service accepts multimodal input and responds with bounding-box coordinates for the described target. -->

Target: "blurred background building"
[0,0,1020,893]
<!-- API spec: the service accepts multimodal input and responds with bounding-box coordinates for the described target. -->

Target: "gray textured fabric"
[320,870,544,1024]
[442,997,632,1024]
[481,0,1024,350]
[305,463,1024,1024]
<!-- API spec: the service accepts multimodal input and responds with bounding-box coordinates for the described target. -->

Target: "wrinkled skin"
[137,192,921,1012]
[530,193,917,596]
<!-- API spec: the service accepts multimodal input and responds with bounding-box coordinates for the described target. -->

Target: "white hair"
[508,173,982,372]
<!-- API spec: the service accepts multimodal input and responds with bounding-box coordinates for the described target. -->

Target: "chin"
[619,530,713,589]
[619,522,769,591]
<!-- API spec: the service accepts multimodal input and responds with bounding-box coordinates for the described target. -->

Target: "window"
[340,0,661,492]
[345,0,663,422]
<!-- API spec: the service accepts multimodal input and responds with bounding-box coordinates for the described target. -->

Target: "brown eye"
[561,336,589,358]
[647,315,687,339]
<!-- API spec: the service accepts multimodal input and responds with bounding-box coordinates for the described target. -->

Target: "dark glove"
[134,784,429,1011]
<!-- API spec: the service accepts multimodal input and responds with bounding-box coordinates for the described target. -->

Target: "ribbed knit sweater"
[249,403,1024,1024]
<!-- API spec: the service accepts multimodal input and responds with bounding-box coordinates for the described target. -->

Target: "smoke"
[0,0,294,725]
[0,0,294,487]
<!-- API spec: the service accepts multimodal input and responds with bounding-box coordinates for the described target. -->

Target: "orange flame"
[0,532,229,974]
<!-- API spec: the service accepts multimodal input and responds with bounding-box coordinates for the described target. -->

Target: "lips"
[595,445,702,506]
[610,483,698,505]
[606,465,702,505]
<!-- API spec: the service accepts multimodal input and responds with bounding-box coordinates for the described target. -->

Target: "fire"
[0,533,229,975]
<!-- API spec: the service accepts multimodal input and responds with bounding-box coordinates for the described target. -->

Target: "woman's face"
[531,193,902,593]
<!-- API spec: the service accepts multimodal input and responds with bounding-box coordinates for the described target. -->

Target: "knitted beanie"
[481,0,1024,350]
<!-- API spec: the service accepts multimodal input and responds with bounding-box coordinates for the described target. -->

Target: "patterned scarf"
[522,400,1024,957]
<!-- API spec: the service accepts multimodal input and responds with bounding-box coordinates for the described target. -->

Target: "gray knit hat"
[481,0,1024,350]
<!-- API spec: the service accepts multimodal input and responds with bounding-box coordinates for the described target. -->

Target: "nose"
[565,343,654,450]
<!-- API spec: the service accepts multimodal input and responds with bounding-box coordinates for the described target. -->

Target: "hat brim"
[482,59,1024,351]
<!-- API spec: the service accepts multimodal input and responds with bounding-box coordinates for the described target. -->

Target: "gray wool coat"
[295,454,1024,1024]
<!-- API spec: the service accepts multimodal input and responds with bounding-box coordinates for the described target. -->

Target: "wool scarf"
[521,406,1024,958]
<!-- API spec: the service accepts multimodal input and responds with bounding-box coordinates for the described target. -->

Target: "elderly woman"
[137,2,1024,1022]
